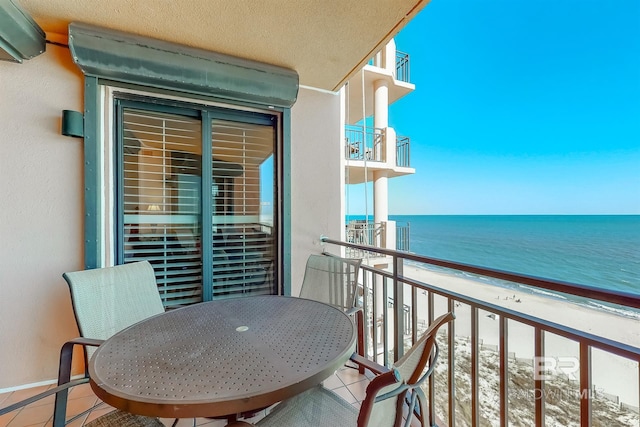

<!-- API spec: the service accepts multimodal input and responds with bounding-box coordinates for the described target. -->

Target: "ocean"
[347,215,640,316]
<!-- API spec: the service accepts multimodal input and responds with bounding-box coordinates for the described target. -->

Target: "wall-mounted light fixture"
[62,110,84,138]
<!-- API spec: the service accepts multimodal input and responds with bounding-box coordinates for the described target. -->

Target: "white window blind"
[119,104,277,307]
[122,108,203,308]
[210,119,275,298]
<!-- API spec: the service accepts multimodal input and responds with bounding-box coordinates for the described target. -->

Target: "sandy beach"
[400,264,640,407]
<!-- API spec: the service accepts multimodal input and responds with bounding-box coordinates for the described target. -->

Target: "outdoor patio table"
[88,295,356,419]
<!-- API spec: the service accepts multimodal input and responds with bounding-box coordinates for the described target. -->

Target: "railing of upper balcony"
[345,125,383,162]
[396,135,411,167]
[322,236,640,427]
[366,49,410,83]
[396,50,410,83]
[345,221,411,258]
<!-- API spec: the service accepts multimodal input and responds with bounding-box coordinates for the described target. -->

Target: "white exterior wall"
[289,87,343,297]
[0,44,85,389]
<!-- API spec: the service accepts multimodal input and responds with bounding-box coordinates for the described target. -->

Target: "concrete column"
[373,80,389,248]
[373,80,389,129]
[373,170,388,225]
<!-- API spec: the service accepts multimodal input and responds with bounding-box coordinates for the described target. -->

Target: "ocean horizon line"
[347,213,640,217]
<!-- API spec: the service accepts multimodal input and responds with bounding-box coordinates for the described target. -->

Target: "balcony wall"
[0,43,85,389]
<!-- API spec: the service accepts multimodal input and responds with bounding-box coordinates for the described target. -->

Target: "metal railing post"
[580,343,592,426]
[499,316,509,427]
[393,254,405,361]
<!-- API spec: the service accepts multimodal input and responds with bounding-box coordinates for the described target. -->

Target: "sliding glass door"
[116,99,278,308]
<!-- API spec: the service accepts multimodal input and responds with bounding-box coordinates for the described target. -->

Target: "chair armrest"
[345,306,362,317]
[225,422,255,427]
[349,353,390,375]
[357,368,403,427]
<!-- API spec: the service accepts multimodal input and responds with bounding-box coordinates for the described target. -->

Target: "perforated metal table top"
[88,295,356,418]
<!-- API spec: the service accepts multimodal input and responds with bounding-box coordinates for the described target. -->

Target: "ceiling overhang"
[16,0,431,91]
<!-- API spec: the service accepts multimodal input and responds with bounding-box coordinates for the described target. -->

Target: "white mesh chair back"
[299,254,362,310]
[393,312,454,385]
[360,372,406,427]
[63,261,165,358]
[253,369,406,427]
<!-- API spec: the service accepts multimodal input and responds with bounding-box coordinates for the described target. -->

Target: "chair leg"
[356,310,366,374]
[53,341,76,427]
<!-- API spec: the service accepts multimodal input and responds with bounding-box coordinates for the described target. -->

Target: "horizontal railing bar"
[324,238,640,361]
[399,274,640,361]
[321,236,640,310]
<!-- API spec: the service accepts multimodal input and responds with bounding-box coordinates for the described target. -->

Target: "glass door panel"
[211,118,276,298]
[121,107,203,308]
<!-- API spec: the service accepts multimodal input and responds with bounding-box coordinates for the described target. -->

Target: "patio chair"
[345,311,455,426]
[223,312,454,427]
[389,311,455,426]
[225,368,406,427]
[299,254,365,366]
[54,261,165,426]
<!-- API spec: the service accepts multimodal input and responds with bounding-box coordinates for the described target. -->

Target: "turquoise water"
[347,215,640,304]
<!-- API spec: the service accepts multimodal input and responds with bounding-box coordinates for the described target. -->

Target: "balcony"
[345,125,384,163]
[327,236,640,426]
[395,50,410,83]
[396,135,411,168]
[345,42,415,125]
[346,221,410,258]
[345,125,414,183]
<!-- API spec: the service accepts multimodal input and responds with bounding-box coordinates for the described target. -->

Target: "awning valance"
[68,22,298,108]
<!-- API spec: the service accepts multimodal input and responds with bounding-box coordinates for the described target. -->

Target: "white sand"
[400,265,640,407]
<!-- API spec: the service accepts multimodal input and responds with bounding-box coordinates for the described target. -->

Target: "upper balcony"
[345,220,411,259]
[344,125,415,184]
[345,40,416,125]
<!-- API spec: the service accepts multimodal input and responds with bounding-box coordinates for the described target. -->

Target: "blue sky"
[348,0,640,215]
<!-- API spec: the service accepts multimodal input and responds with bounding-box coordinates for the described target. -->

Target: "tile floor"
[0,365,372,427]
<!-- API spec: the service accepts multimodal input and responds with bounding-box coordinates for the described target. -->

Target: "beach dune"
[395,265,640,407]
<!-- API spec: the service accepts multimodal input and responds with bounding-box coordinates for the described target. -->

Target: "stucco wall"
[289,87,343,296]
[0,44,85,389]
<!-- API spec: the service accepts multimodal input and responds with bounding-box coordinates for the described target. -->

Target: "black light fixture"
[62,110,84,138]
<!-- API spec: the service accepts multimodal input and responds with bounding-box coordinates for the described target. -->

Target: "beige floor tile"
[322,374,344,390]
[2,386,50,407]
[196,418,227,426]
[336,367,366,385]
[0,411,18,427]
[64,395,96,422]
[329,386,357,404]
[68,383,95,399]
[5,402,53,426]
[65,417,85,427]
[346,379,369,402]
[0,392,12,406]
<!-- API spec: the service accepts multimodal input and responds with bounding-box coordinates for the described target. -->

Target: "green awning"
[68,22,298,108]
[0,0,45,63]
